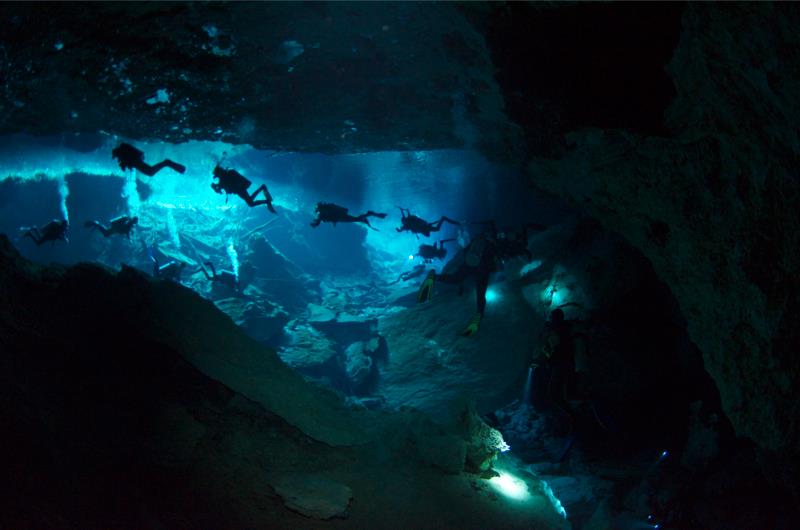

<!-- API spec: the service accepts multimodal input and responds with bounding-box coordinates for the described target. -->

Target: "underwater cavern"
[1,2,798,529]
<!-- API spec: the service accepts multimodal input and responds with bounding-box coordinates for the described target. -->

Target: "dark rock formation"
[0,233,364,447]
[526,3,800,491]
[0,234,569,529]
[0,2,518,158]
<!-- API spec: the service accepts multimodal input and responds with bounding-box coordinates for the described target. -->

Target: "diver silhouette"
[310,202,387,229]
[416,238,456,263]
[112,143,186,176]
[396,207,460,237]
[475,221,546,262]
[21,219,69,246]
[533,308,578,433]
[211,166,277,213]
[200,261,240,292]
[388,264,427,285]
[417,231,500,337]
[151,255,186,281]
[84,215,138,240]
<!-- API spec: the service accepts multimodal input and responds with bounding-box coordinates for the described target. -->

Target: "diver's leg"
[416,269,436,303]
[252,184,272,202]
[161,159,186,174]
[310,218,321,228]
[84,221,111,237]
[241,189,273,210]
[239,191,257,207]
[548,365,576,435]
[133,162,158,177]
[24,228,41,245]
[250,185,277,213]
[430,218,445,232]
[138,159,186,176]
[475,272,489,317]
[459,272,488,337]
[417,265,466,304]
[352,214,373,228]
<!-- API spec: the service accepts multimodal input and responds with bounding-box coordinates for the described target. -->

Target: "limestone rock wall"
[0,3,518,157]
[527,3,800,480]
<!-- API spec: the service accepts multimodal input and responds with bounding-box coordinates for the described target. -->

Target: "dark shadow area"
[0,246,304,529]
[469,2,684,157]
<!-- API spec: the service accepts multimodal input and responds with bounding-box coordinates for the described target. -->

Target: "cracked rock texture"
[527,3,800,485]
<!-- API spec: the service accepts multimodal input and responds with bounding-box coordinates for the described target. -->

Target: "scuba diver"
[396,207,460,237]
[474,221,547,262]
[211,166,277,213]
[310,202,387,229]
[112,142,186,176]
[151,255,186,282]
[416,230,500,337]
[388,263,427,285]
[530,308,608,461]
[84,215,138,239]
[496,222,547,261]
[416,238,456,263]
[531,308,578,434]
[200,261,240,292]
[21,219,69,246]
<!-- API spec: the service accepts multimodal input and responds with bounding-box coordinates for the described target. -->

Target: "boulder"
[271,474,352,520]
[344,342,374,389]
[214,297,290,345]
[455,401,507,472]
[279,322,338,372]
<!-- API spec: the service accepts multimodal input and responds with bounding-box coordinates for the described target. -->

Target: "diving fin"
[460,312,482,337]
[417,270,436,303]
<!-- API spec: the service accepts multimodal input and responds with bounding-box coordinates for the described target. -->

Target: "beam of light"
[519,259,543,276]
[488,472,531,501]
[408,254,414,260]
[541,480,567,519]
[166,208,181,250]
[227,238,239,280]
[57,176,70,222]
[522,365,533,405]
[485,287,501,304]
[121,169,140,217]
[540,280,565,308]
